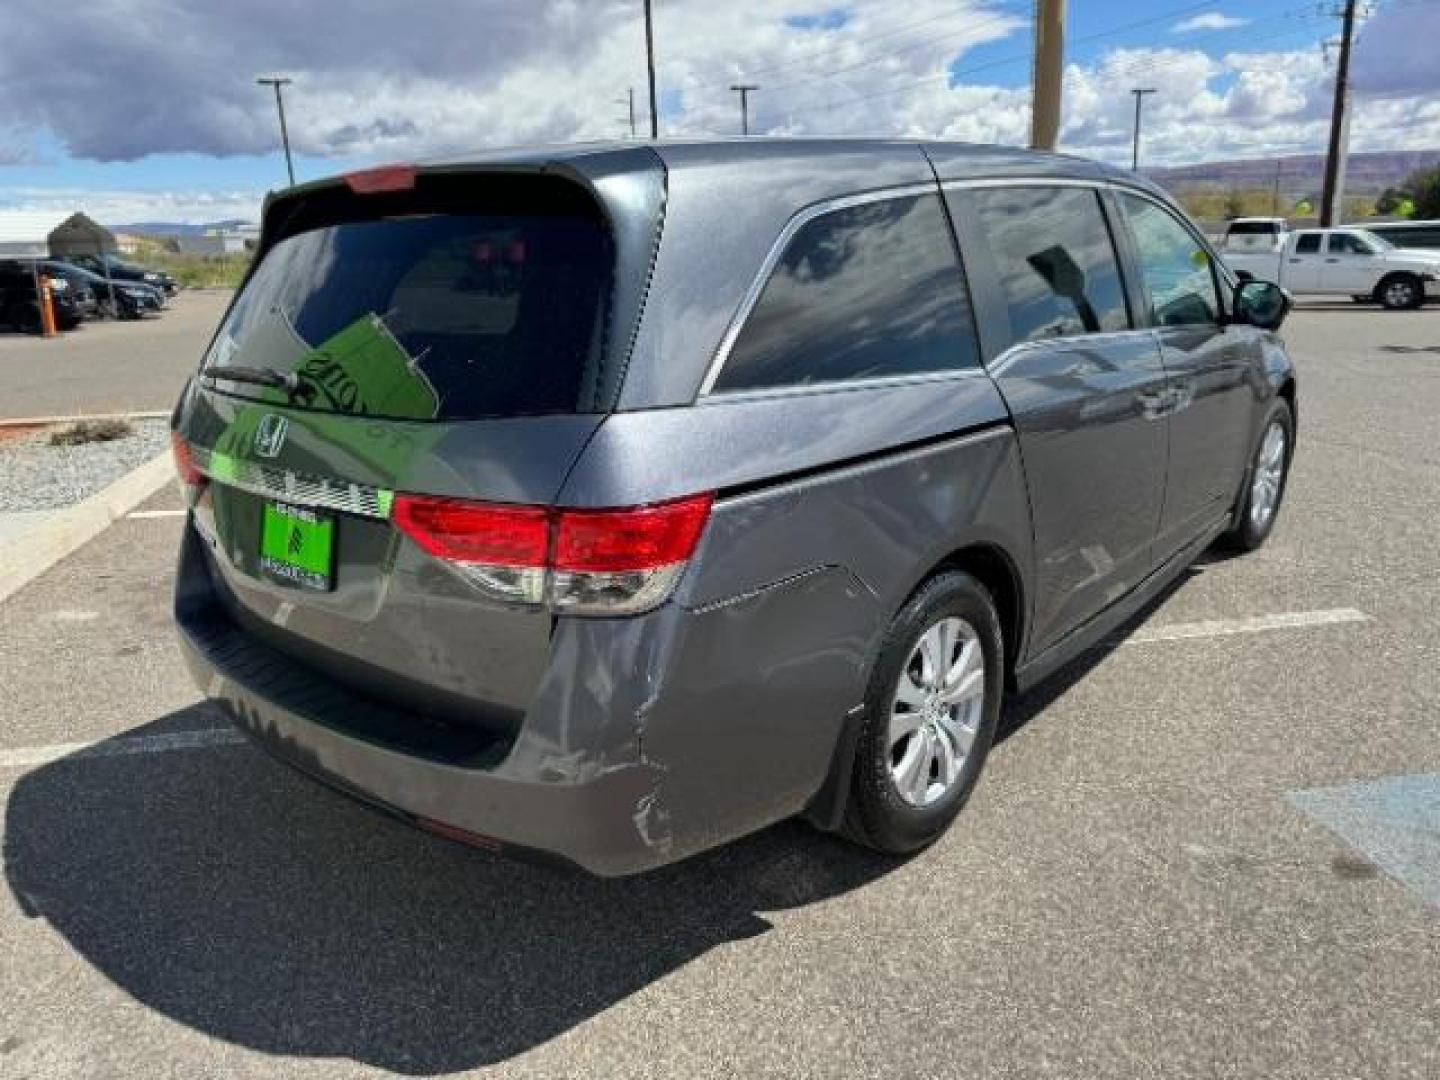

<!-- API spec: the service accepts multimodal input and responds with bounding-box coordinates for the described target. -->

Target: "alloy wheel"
[1249,421,1287,531]
[1384,280,1416,308]
[888,616,985,807]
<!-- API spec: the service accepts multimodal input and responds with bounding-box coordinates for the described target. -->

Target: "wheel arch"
[802,539,1027,834]
[924,543,1027,692]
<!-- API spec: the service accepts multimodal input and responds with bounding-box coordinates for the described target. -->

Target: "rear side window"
[1294,233,1322,254]
[969,186,1130,345]
[204,181,613,421]
[1328,232,1370,254]
[1116,192,1221,327]
[712,193,979,393]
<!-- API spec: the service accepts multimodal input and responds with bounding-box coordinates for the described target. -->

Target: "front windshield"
[1356,230,1394,252]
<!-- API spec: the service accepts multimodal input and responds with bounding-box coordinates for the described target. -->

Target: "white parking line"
[127,509,187,519]
[0,727,247,771]
[1121,607,1371,645]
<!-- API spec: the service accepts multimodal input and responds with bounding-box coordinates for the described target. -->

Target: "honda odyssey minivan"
[172,140,1296,875]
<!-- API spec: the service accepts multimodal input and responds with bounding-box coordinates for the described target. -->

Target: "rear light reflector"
[171,431,205,491]
[390,493,715,615]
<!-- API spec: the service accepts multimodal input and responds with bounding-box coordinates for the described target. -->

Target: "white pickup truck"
[1223,227,1440,309]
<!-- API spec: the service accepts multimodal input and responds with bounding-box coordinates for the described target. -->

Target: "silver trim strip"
[191,447,393,519]
[697,182,939,398]
[693,366,989,408]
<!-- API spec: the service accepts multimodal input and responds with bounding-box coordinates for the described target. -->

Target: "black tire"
[842,571,1003,855]
[1220,398,1294,552]
[1377,273,1424,311]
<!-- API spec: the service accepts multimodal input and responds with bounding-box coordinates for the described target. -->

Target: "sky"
[0,0,1435,226]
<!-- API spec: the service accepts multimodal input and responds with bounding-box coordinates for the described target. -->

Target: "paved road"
[2,305,1438,1078]
[0,291,230,420]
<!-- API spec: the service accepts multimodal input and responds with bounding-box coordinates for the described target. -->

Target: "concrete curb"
[0,452,175,604]
[0,411,169,429]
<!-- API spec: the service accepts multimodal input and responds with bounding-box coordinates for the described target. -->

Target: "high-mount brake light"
[343,164,418,194]
[390,493,715,615]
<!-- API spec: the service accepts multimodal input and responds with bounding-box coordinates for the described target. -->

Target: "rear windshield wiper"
[203,364,315,403]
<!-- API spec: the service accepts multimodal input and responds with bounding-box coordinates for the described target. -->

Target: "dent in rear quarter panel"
[556,375,1031,862]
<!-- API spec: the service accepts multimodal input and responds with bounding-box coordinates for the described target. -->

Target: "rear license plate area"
[259,501,335,592]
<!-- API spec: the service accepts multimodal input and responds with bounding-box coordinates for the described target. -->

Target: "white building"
[177,222,259,256]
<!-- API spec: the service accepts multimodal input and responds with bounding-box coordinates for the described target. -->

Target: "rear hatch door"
[177,166,654,736]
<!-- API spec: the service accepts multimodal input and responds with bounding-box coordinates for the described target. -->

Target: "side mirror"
[1232,279,1290,331]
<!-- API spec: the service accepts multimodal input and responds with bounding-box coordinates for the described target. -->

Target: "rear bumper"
[173,518,869,876]
[177,592,668,876]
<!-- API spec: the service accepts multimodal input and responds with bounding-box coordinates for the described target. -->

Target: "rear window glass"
[1294,233,1322,254]
[204,185,613,421]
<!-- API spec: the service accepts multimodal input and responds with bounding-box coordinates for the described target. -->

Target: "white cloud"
[1173,13,1249,34]
[0,0,1435,220]
[0,186,262,229]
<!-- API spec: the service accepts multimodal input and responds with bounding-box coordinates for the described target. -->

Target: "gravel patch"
[0,418,170,512]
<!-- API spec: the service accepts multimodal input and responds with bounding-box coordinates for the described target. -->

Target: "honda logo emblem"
[253,414,289,459]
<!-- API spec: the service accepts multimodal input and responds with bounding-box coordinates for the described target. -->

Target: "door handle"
[1287,258,1301,263]
[1325,257,1340,263]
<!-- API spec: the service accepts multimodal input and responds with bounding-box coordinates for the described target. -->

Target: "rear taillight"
[171,432,205,494]
[391,493,715,615]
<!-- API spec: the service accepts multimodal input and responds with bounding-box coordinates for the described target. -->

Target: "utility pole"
[1030,0,1066,150]
[730,84,758,135]
[643,0,659,139]
[1319,0,1358,226]
[1130,87,1157,171]
[1271,157,1284,216]
[256,76,295,186]
[618,87,637,137]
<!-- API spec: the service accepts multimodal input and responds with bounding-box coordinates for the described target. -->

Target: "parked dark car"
[0,260,89,331]
[53,261,163,319]
[65,252,177,296]
[31,260,99,320]
[171,141,1297,875]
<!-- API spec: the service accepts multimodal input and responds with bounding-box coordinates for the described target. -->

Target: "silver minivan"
[172,140,1296,874]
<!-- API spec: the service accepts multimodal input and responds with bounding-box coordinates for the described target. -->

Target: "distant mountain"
[116,221,207,237]
[1146,149,1440,196]
[115,218,256,237]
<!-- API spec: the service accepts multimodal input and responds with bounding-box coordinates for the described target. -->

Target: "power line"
[710,1,1033,87]
[255,76,295,187]
[730,84,759,135]
[1320,0,1358,225]
[643,0,659,139]
[783,5,1322,121]
[1131,87,1157,169]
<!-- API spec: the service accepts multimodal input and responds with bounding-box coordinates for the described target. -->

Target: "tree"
[1403,165,1440,220]
[1375,186,1412,215]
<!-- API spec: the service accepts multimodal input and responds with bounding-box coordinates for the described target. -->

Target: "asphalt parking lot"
[1,302,1438,1078]
[0,291,232,420]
